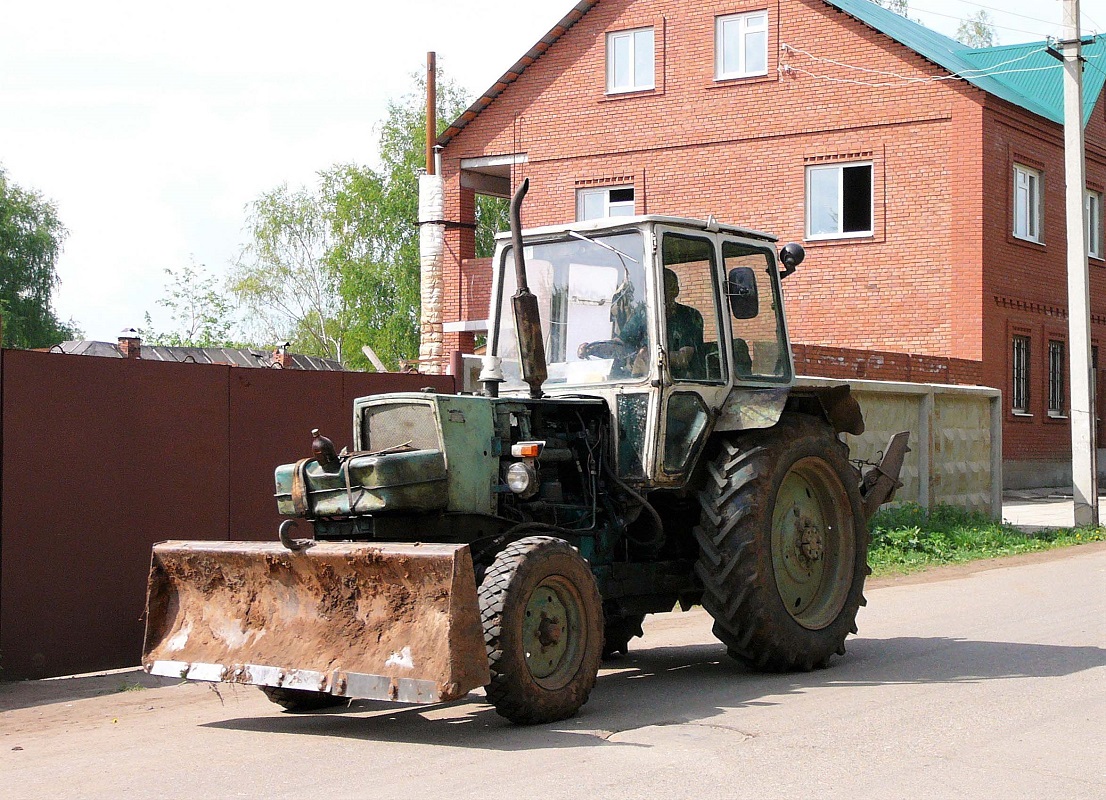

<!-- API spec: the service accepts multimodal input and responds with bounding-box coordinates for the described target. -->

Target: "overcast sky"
[1,0,1102,342]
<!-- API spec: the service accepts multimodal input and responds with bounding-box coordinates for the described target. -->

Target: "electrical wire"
[782,41,1047,81]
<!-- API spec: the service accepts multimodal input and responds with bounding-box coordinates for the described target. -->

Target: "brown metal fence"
[0,349,452,680]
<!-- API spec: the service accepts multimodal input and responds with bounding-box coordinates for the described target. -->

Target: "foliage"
[233,69,506,370]
[871,0,910,16]
[231,183,350,360]
[140,262,241,348]
[0,167,80,348]
[956,10,997,48]
[868,503,1105,576]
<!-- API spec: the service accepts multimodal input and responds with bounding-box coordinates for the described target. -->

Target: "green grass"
[867,503,1106,577]
[116,680,146,693]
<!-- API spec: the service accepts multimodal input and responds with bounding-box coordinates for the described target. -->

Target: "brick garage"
[429,0,1106,487]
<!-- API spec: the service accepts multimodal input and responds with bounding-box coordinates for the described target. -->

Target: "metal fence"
[0,349,451,680]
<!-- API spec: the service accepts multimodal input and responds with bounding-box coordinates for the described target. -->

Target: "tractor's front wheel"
[695,413,868,671]
[478,536,604,724]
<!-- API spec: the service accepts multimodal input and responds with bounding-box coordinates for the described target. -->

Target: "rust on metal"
[142,541,490,703]
[860,431,911,521]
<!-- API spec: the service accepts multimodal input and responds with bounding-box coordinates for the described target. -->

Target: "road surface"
[3,544,1104,799]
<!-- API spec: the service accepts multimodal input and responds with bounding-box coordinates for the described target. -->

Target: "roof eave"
[437,1,599,149]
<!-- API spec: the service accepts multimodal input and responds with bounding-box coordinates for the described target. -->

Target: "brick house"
[423,0,1106,487]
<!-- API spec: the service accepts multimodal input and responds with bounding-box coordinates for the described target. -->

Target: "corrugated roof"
[823,0,1105,126]
[51,340,347,370]
[437,0,1105,147]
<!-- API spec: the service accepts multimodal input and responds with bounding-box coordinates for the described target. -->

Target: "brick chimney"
[272,342,294,369]
[118,328,142,359]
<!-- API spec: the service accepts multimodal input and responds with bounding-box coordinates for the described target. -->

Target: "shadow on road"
[0,668,169,713]
[199,635,1106,750]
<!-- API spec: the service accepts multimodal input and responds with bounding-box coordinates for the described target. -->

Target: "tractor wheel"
[694,413,868,672]
[260,687,347,712]
[478,536,604,724]
[602,613,645,658]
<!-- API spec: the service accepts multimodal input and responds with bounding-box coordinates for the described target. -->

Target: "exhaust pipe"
[508,178,547,398]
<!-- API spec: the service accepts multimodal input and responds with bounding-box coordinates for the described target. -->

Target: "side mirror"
[726,267,759,320]
[779,243,805,279]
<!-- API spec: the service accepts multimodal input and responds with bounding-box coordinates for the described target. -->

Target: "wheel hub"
[523,585,572,679]
[796,515,824,564]
[771,457,856,630]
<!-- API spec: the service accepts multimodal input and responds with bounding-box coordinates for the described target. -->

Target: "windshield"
[494,230,651,390]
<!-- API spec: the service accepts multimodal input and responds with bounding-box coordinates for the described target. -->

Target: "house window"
[577,186,635,220]
[716,11,768,79]
[607,28,654,93]
[806,162,873,239]
[1048,340,1065,416]
[1012,334,1031,413]
[1086,190,1102,258]
[1013,164,1042,242]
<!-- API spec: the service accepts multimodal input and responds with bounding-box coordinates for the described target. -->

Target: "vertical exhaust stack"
[508,178,547,398]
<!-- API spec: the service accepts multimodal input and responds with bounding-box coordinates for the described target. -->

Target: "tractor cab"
[486,214,803,487]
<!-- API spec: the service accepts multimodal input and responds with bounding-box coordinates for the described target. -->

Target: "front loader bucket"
[142,541,490,704]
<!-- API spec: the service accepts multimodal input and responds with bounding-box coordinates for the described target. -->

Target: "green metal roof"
[824,0,1106,126]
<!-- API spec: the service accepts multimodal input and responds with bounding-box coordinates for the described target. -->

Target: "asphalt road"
[3,544,1104,800]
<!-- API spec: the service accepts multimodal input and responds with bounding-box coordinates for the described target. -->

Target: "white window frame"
[805,161,874,240]
[576,186,635,220]
[1013,164,1042,243]
[1086,190,1102,259]
[606,27,654,94]
[715,11,769,80]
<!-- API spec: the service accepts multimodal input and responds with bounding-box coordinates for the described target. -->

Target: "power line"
[780,62,1063,87]
[778,42,1106,88]
[907,6,1066,39]
[912,0,1057,28]
[781,41,1047,81]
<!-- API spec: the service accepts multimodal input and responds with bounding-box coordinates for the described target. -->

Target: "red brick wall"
[792,342,982,384]
[979,93,1106,461]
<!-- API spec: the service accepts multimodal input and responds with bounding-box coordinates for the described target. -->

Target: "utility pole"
[1061,0,1098,525]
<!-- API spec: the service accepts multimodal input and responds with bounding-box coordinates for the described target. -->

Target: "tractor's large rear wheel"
[694,413,868,671]
[478,536,604,724]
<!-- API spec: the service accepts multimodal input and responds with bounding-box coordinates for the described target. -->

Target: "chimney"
[272,342,294,369]
[118,328,142,359]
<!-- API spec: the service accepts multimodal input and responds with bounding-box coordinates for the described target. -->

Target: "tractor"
[143,180,907,724]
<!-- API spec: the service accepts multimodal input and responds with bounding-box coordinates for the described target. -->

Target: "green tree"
[140,261,240,347]
[233,69,507,370]
[956,10,997,48]
[0,167,80,348]
[872,0,909,16]
[232,183,350,360]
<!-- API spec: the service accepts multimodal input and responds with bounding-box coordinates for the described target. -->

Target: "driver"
[577,279,649,375]
[663,268,705,379]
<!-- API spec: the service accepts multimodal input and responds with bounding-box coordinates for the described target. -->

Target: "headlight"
[506,461,539,498]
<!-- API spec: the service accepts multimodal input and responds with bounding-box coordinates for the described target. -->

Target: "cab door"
[653,228,729,484]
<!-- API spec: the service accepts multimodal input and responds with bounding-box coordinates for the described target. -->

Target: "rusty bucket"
[142,541,490,704]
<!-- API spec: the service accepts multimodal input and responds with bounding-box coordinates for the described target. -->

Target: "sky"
[1,0,1104,342]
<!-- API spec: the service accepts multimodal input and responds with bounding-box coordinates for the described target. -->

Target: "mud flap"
[142,541,490,704]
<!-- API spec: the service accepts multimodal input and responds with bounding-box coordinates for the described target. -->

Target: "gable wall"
[441,0,988,363]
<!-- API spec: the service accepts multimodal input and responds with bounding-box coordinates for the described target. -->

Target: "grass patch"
[117,680,146,693]
[868,503,1105,577]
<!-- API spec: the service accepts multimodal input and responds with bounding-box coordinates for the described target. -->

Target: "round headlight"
[506,461,538,498]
